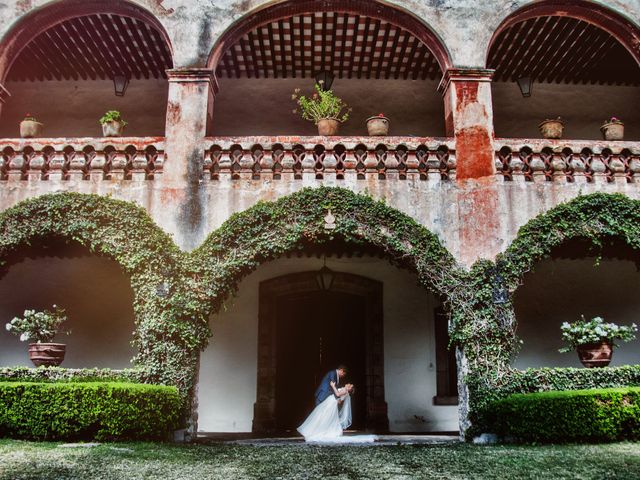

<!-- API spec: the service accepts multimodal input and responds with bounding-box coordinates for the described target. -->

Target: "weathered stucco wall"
[1,175,640,267]
[212,78,445,137]
[0,79,168,138]
[196,256,458,433]
[493,81,640,141]
[513,257,640,369]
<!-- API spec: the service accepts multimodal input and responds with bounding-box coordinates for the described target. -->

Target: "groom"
[314,365,347,406]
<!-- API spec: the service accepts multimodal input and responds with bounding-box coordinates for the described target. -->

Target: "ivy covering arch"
[0,192,210,394]
[455,193,640,435]
[190,186,464,314]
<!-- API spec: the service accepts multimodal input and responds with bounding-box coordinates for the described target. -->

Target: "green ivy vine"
[2,190,640,438]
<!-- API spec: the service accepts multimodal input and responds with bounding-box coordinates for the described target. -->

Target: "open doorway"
[275,290,367,430]
[254,271,388,433]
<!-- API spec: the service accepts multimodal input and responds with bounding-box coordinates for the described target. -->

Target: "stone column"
[439,68,495,181]
[161,68,217,249]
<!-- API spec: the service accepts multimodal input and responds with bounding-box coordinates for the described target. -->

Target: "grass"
[0,439,639,479]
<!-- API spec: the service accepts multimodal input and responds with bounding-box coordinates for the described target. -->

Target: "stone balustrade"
[0,137,164,182]
[495,138,640,184]
[203,136,457,181]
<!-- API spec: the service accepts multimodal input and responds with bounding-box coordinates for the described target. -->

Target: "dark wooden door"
[275,290,366,431]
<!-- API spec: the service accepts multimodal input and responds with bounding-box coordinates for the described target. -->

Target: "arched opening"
[0,238,135,368]
[513,237,640,368]
[512,237,640,369]
[197,254,458,435]
[487,1,640,140]
[0,0,173,137]
[206,0,451,137]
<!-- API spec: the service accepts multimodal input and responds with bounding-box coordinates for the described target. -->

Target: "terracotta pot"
[102,120,126,137]
[601,122,624,141]
[28,343,66,367]
[366,116,390,136]
[576,341,613,368]
[20,119,44,138]
[538,119,564,139]
[317,118,339,136]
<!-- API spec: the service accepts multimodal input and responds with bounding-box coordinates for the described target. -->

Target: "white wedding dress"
[297,393,377,443]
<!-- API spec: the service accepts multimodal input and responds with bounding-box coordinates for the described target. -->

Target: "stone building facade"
[1,0,640,436]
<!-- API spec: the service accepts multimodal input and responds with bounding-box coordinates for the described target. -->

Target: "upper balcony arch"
[204,0,453,138]
[0,0,174,138]
[486,0,640,142]
[207,0,453,76]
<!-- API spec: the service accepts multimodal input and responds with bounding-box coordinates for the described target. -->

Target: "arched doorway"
[254,271,386,432]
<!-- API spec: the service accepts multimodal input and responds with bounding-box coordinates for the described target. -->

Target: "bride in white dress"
[297,384,376,443]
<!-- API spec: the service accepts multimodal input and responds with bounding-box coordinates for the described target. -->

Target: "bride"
[297,384,376,443]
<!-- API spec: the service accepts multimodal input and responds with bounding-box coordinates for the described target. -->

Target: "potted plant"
[291,83,350,136]
[538,117,564,139]
[601,117,624,141]
[5,305,69,367]
[366,113,390,136]
[99,110,127,137]
[559,316,637,368]
[19,113,43,138]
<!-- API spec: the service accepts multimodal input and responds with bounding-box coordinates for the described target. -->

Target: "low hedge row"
[0,366,146,383]
[489,387,640,443]
[0,382,182,441]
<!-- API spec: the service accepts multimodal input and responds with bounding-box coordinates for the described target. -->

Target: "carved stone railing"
[0,137,164,182]
[495,138,640,184]
[203,136,456,181]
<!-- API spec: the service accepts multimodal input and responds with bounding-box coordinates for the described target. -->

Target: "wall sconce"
[314,70,335,91]
[315,257,335,291]
[113,74,130,97]
[516,76,532,98]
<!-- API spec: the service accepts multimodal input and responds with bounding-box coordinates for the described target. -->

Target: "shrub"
[489,387,640,443]
[0,382,182,441]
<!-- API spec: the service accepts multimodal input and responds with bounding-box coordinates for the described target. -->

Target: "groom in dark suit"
[314,365,347,406]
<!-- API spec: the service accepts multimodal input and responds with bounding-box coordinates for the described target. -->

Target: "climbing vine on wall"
[0,193,210,397]
[453,193,640,435]
[3,190,640,437]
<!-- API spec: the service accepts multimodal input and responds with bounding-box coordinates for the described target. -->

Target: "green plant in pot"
[291,82,350,136]
[5,305,69,367]
[99,110,127,137]
[559,315,637,368]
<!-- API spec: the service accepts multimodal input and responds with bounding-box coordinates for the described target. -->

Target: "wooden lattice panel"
[216,11,442,80]
[489,16,640,85]
[7,13,173,82]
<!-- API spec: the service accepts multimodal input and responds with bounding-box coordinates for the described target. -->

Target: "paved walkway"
[198,434,459,446]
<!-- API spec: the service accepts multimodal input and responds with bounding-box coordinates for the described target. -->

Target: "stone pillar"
[439,68,495,181]
[162,68,217,249]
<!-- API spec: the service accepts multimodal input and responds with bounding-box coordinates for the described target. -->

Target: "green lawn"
[1,439,639,480]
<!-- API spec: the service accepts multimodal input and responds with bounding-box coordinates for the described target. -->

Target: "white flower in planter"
[19,332,29,342]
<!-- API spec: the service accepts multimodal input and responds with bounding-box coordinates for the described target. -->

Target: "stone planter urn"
[20,119,44,138]
[366,115,390,136]
[576,341,613,368]
[28,343,66,367]
[539,118,564,139]
[317,118,339,136]
[601,121,624,141]
[102,120,126,137]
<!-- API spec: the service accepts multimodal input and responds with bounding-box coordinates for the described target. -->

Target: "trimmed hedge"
[0,382,182,441]
[0,366,146,383]
[490,387,640,443]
